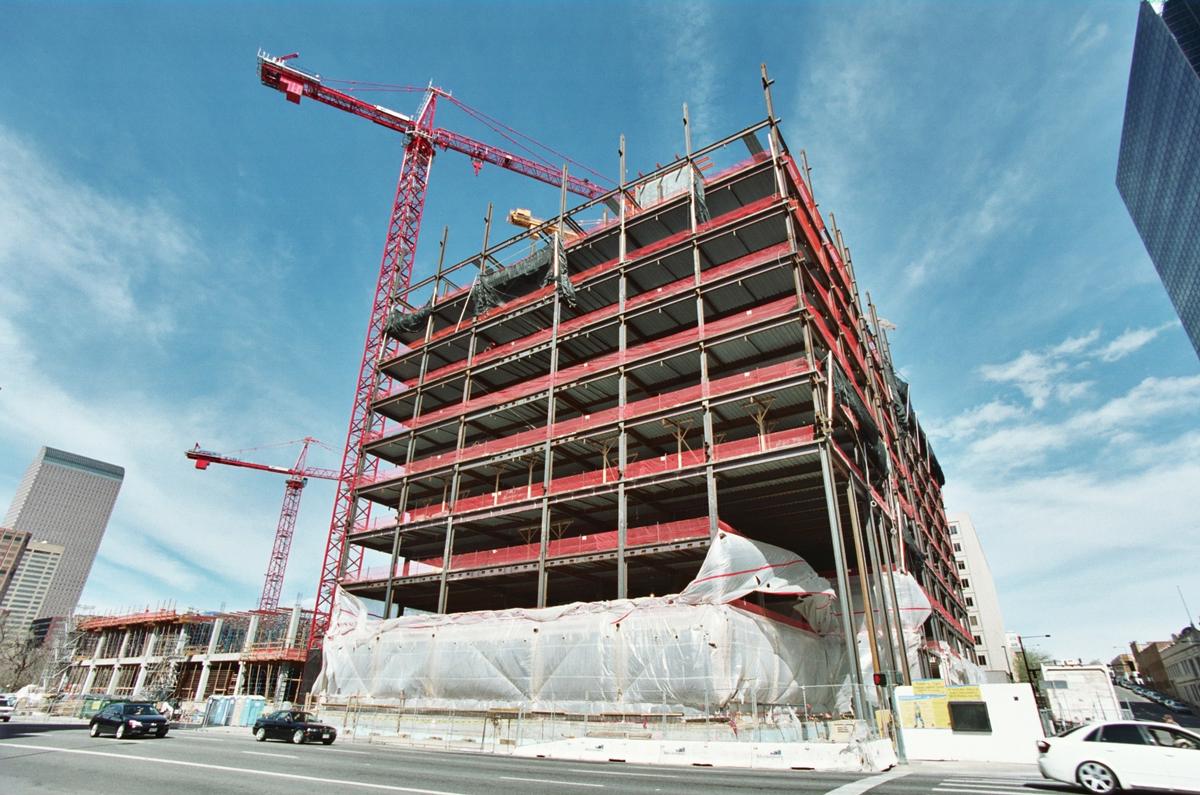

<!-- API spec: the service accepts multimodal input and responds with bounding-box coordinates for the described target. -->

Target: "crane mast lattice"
[257,51,605,649]
[186,437,337,611]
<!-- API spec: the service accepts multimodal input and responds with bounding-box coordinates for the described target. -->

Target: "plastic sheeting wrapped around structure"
[315,531,935,714]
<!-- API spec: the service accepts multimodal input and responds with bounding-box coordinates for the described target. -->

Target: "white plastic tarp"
[315,531,934,713]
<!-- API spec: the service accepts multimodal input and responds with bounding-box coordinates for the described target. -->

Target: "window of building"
[953,543,961,552]
[957,561,967,570]
[965,597,974,607]
[970,615,978,626]
[949,525,958,535]
[961,578,969,588]
[974,635,983,645]
[978,655,987,666]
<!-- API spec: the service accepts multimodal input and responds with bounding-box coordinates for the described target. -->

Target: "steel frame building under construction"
[58,605,315,705]
[329,90,973,705]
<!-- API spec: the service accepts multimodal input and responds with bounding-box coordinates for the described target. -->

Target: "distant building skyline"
[0,527,31,605]
[948,512,1012,681]
[1117,0,1200,359]
[0,539,64,633]
[2,446,124,623]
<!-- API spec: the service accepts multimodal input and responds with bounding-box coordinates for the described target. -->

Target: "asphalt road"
[1116,683,1200,729]
[0,719,1066,795]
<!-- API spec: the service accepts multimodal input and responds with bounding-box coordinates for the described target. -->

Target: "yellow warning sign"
[899,679,952,728]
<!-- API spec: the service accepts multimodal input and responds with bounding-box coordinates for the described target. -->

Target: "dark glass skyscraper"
[1117,0,1200,359]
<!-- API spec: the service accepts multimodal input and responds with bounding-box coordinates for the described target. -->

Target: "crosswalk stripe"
[823,769,911,794]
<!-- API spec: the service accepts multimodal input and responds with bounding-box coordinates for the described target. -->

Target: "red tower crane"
[257,51,608,649]
[186,438,338,612]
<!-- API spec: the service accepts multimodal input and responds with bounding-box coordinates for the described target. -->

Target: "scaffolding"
[326,82,972,715]
[57,604,314,707]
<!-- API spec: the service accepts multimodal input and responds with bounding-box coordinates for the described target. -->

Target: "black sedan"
[252,710,337,745]
[89,702,169,739]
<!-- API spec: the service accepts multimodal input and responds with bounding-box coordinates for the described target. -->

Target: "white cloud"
[658,1,720,145]
[1071,374,1200,431]
[1068,17,1109,53]
[945,436,1200,661]
[1051,329,1100,356]
[976,327,1172,409]
[960,374,1200,469]
[0,127,192,337]
[1097,321,1178,362]
[0,124,336,614]
[905,167,1033,289]
[979,347,1078,409]
[930,400,1025,442]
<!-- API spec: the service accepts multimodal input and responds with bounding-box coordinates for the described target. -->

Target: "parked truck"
[1040,664,1125,728]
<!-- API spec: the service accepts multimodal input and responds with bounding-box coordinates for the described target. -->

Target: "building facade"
[60,604,314,705]
[0,527,31,604]
[947,513,1012,680]
[1109,652,1140,682]
[3,447,124,621]
[1131,640,1174,692]
[0,540,65,634]
[1117,0,1200,358]
[1160,626,1200,705]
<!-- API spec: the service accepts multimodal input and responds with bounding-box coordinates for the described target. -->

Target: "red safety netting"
[370,358,814,481]
[372,240,795,403]
[384,191,784,359]
[348,516,726,584]
[370,294,801,440]
[361,426,816,528]
[925,592,972,641]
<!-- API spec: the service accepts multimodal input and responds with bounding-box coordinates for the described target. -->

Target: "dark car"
[89,702,169,739]
[252,710,337,745]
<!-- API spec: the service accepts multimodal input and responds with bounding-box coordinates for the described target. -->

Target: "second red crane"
[186,437,338,612]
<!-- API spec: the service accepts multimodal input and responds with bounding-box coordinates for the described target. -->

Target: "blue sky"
[0,1,1196,663]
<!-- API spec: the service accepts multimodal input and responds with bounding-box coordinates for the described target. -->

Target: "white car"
[0,694,14,722]
[1037,720,1200,793]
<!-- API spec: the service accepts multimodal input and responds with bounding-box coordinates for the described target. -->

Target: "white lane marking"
[177,736,228,742]
[242,750,299,759]
[823,769,911,794]
[934,789,1035,794]
[323,748,371,755]
[565,768,679,779]
[1,742,464,794]
[500,775,605,788]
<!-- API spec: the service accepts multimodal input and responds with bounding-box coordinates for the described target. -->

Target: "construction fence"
[311,683,885,753]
